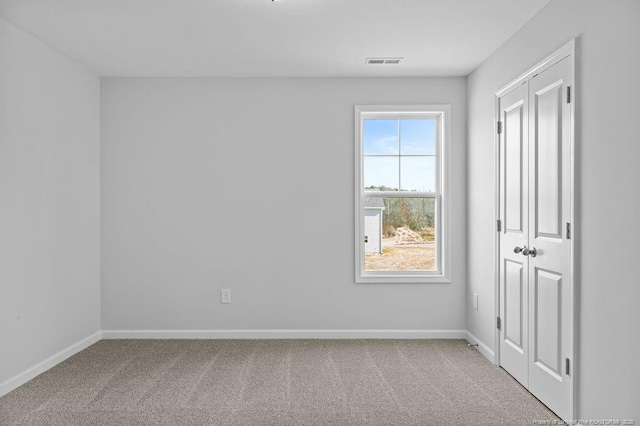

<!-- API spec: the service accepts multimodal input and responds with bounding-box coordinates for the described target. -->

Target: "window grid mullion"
[363,192,438,198]
[397,119,402,191]
[363,154,436,157]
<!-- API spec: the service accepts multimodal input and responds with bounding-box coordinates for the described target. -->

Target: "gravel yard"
[364,243,435,271]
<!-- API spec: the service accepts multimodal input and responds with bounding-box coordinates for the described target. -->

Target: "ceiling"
[0,0,551,77]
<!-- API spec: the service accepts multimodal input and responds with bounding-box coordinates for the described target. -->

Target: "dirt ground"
[364,244,435,271]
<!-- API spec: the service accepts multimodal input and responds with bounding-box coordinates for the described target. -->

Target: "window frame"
[354,105,451,284]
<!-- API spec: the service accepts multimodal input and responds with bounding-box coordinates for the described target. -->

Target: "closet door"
[498,82,529,387]
[527,56,572,421]
[498,55,573,420]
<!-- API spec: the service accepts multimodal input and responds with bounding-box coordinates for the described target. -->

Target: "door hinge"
[497,121,502,134]
[566,223,571,239]
[565,358,570,376]
[497,317,501,331]
[567,86,571,103]
[496,219,502,232]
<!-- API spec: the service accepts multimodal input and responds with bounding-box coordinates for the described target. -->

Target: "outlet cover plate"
[221,289,231,304]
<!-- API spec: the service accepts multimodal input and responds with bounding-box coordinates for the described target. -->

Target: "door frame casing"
[493,39,577,420]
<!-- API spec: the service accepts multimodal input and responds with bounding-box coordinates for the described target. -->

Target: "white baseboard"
[102,329,468,340]
[465,331,495,363]
[0,331,102,398]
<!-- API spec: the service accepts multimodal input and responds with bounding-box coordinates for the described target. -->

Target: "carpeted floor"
[0,339,561,425]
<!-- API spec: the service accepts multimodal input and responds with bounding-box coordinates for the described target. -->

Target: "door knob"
[523,246,537,257]
[514,246,524,254]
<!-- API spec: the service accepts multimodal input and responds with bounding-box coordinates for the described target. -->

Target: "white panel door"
[527,56,572,421]
[498,56,573,420]
[498,82,529,387]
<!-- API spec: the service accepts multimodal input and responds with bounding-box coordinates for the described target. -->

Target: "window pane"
[363,119,399,155]
[400,119,436,155]
[363,197,436,271]
[400,156,436,192]
[364,157,399,191]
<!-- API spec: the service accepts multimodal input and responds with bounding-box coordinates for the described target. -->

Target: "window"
[355,105,450,283]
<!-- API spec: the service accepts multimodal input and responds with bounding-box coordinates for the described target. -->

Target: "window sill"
[355,274,451,284]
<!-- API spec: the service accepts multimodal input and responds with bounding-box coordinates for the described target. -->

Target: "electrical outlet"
[473,293,478,310]
[221,289,231,304]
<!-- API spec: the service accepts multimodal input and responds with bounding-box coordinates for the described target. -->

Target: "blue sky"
[363,119,436,192]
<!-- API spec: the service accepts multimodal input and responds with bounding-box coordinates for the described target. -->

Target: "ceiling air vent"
[366,57,404,65]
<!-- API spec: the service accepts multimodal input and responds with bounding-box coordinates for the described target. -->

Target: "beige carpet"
[0,339,561,425]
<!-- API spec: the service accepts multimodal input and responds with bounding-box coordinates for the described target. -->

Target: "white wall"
[467,0,640,419]
[101,77,467,332]
[0,18,101,385]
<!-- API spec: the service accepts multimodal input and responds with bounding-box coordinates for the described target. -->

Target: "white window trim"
[354,105,451,284]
